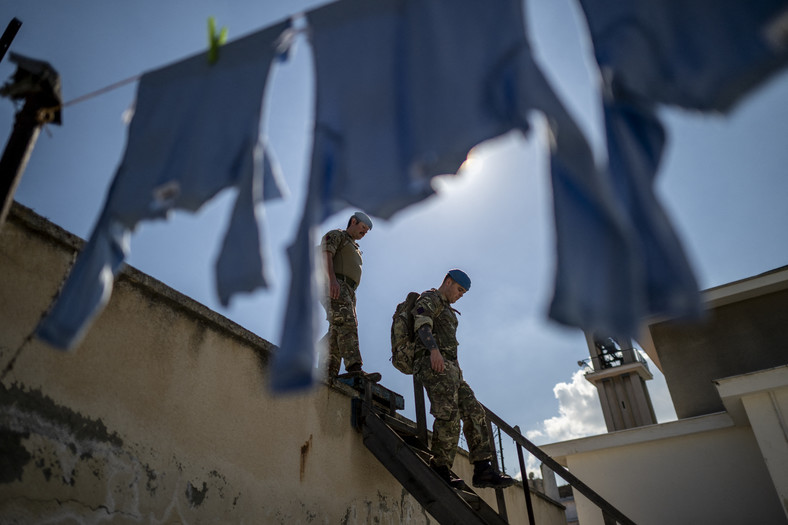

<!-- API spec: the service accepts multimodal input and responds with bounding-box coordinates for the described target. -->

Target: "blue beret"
[447,269,471,290]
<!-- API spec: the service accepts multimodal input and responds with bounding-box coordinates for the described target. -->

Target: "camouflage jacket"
[412,288,459,361]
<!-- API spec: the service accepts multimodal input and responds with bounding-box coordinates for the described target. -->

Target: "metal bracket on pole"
[0,51,62,228]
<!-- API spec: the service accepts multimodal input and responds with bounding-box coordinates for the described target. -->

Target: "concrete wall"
[649,277,788,419]
[716,365,788,519]
[541,413,786,525]
[0,204,564,524]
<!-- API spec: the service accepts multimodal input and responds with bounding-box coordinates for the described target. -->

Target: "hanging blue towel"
[36,20,291,350]
[271,0,611,391]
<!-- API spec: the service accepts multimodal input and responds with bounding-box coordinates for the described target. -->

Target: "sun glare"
[459,149,484,174]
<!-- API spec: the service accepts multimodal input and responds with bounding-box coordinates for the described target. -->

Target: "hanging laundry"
[271,0,616,391]
[556,0,788,336]
[36,20,291,350]
[577,0,788,112]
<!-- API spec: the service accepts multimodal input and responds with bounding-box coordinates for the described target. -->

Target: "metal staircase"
[340,376,637,525]
[347,380,509,525]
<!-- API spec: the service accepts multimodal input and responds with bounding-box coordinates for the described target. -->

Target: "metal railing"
[413,378,637,525]
[483,405,636,525]
[583,347,650,374]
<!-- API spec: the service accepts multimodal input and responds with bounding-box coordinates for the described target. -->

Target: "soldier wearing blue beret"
[413,269,514,489]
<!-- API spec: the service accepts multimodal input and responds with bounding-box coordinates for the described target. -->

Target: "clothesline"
[28,74,141,126]
[40,20,309,118]
[60,74,141,109]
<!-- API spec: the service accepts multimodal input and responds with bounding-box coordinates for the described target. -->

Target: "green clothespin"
[207,17,228,65]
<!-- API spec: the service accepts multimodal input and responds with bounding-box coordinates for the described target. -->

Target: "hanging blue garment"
[531,72,644,340]
[577,0,788,112]
[271,0,613,391]
[555,0,788,336]
[305,0,541,220]
[37,20,291,350]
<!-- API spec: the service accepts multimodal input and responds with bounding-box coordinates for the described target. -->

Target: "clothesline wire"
[61,73,141,109]
[33,73,141,125]
[35,22,305,124]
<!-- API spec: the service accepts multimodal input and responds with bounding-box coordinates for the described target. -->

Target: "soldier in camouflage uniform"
[413,269,513,490]
[321,211,381,382]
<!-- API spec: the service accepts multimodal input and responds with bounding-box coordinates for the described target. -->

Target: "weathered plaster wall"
[650,285,788,419]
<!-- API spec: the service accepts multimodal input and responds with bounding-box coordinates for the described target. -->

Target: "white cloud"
[513,355,678,480]
[528,369,606,443]
[513,370,606,480]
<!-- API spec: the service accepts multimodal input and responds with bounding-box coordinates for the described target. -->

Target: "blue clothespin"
[207,17,228,65]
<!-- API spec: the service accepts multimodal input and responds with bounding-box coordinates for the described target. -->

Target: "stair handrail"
[482,404,637,525]
[409,377,637,524]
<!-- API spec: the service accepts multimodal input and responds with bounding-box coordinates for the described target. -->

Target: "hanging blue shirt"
[37,20,291,350]
[271,0,611,391]
[556,0,788,337]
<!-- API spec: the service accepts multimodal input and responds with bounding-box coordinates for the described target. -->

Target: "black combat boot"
[430,462,466,490]
[472,460,514,489]
[342,363,382,382]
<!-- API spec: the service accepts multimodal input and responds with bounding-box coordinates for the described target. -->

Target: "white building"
[541,266,788,525]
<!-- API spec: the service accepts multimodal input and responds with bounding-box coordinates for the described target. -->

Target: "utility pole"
[0,31,62,228]
[0,18,22,63]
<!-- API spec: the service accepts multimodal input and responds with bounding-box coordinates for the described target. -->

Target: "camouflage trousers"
[324,281,362,377]
[415,356,492,469]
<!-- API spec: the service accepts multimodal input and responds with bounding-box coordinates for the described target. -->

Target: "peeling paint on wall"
[0,428,30,483]
[0,382,126,489]
[300,434,312,482]
[0,381,177,521]
[0,379,251,523]
[0,383,123,450]
[186,480,208,508]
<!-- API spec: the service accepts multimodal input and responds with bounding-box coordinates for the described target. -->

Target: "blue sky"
[3,1,788,475]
